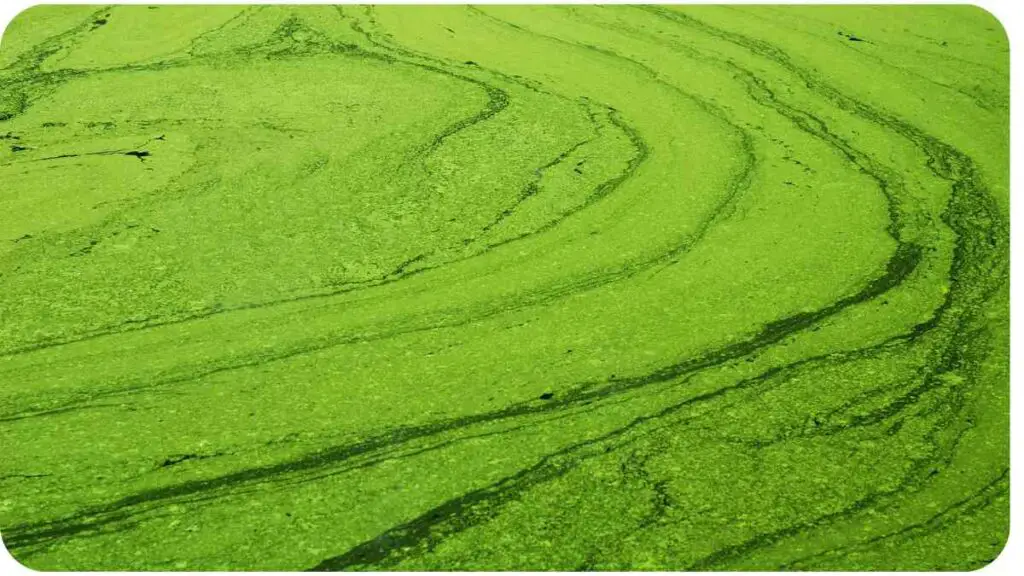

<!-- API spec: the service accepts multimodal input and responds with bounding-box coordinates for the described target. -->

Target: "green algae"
[0,4,1009,571]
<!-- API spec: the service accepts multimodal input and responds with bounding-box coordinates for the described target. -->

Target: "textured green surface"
[0,4,1009,571]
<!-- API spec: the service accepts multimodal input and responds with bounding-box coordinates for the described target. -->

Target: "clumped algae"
[0,4,1008,571]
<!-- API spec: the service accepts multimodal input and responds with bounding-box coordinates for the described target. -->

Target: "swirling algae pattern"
[0,4,1009,571]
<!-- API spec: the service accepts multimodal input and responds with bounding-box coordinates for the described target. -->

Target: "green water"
[0,4,1009,570]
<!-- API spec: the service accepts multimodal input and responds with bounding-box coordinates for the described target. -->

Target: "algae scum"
[0,4,1009,571]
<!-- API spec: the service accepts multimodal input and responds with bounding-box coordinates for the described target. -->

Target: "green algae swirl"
[0,5,1008,571]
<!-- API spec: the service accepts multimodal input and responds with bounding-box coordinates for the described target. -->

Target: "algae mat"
[0,4,1010,571]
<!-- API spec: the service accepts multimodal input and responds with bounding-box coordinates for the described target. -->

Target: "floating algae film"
[0,4,1009,571]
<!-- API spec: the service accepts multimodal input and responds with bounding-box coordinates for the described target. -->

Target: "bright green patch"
[0,5,1008,571]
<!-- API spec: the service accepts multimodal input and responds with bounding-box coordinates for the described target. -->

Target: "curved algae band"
[0,4,1009,571]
